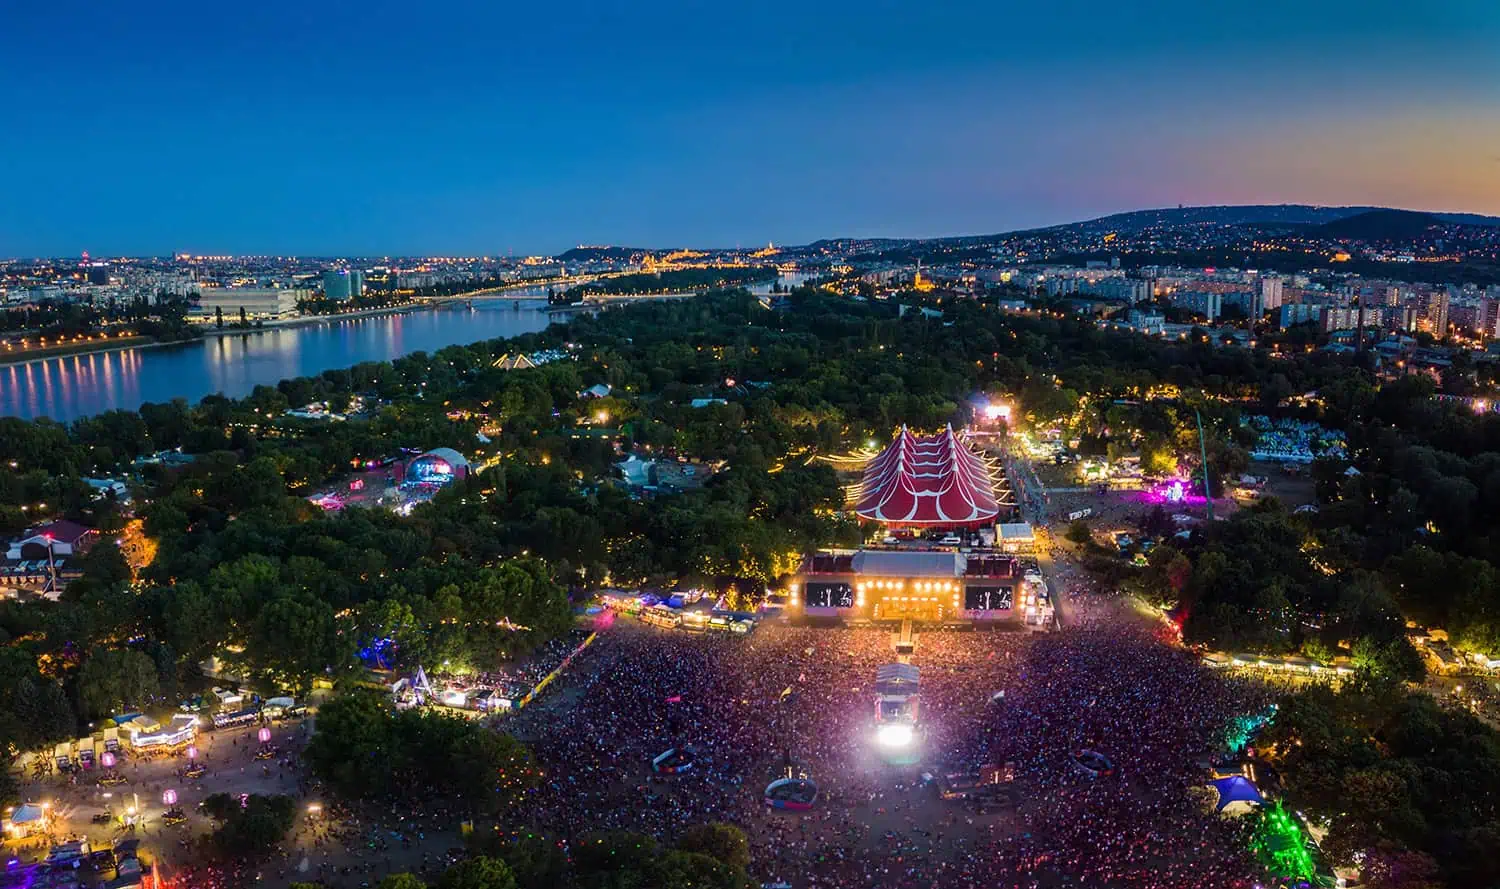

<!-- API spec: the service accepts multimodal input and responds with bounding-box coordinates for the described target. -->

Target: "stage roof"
[876,663,920,694]
[997,522,1035,541]
[852,550,962,578]
[855,426,1000,527]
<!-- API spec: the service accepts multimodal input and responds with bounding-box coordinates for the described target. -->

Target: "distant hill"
[1034,204,1500,237]
[1307,208,1450,242]
[796,205,1500,251]
[556,246,650,263]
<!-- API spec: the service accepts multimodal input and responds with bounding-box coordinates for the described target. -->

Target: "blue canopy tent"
[1211,775,1264,813]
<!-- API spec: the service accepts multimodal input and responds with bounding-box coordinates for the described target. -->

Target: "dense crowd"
[508,591,1274,888]
[16,592,1274,889]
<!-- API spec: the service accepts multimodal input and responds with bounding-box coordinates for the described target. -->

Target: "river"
[0,300,554,422]
[0,272,818,422]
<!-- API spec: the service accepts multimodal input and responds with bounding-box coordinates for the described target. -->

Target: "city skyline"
[4,0,1499,255]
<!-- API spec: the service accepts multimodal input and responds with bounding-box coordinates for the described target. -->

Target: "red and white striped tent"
[854,426,1000,527]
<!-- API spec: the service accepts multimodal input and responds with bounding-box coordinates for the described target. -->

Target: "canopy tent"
[1211,775,1265,813]
[855,426,1000,527]
[5,803,49,837]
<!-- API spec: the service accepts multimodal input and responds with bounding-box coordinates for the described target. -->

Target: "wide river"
[0,299,555,422]
[1,273,812,422]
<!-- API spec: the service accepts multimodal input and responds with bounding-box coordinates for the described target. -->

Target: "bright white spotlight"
[876,723,915,748]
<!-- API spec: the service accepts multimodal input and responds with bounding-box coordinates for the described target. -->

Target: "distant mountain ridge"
[1307,208,1450,242]
[1028,204,1500,237]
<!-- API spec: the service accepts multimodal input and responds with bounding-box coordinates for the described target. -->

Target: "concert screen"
[805,582,855,608]
[964,585,1013,611]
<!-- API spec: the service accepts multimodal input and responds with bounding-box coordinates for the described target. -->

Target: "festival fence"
[516,631,597,710]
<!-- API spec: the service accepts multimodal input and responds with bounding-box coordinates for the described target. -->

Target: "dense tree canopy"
[306,693,538,815]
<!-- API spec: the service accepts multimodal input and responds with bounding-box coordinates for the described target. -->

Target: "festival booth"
[123,714,199,750]
[3,803,51,839]
[212,705,261,730]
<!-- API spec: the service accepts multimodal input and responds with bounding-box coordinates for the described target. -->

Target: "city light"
[875,723,914,748]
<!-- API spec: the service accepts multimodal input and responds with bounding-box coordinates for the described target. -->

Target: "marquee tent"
[855,426,1000,527]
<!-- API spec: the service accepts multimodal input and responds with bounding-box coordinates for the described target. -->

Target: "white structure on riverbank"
[191,287,309,321]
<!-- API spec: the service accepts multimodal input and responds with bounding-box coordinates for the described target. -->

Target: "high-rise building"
[1257,275,1284,312]
[1423,291,1450,337]
[322,269,352,300]
[1482,299,1500,339]
[347,269,364,298]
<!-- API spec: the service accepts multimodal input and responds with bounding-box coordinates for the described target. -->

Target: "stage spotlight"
[876,723,915,748]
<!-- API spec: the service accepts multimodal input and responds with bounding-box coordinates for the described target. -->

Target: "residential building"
[1258,275,1285,311]
[1169,290,1222,321]
[1279,303,1323,329]
[1322,307,1381,333]
[1423,291,1450,336]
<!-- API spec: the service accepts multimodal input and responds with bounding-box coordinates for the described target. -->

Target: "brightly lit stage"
[792,549,1018,623]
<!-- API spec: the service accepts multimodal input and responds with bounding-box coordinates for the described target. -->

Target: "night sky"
[3,0,1498,256]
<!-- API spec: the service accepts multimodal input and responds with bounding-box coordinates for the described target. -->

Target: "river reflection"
[0,300,554,422]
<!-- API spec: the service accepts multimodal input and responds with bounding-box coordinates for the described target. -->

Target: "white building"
[191,287,307,320]
[1258,275,1285,312]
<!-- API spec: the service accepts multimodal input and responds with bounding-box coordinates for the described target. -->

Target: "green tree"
[677,823,751,870]
[437,857,517,889]
[1064,520,1092,546]
[77,648,160,719]
[202,793,297,856]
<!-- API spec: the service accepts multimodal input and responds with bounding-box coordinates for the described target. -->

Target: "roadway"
[999,441,1070,629]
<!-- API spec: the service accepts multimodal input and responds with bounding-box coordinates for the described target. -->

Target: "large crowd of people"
[10,580,1276,889]
[507,587,1274,888]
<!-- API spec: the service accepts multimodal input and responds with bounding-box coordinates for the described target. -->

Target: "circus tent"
[854,426,1000,527]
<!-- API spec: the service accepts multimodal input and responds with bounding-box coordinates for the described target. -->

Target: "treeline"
[1,292,200,339]
[321,822,758,889]
[1263,679,1500,889]
[1122,502,1424,680]
[295,291,412,316]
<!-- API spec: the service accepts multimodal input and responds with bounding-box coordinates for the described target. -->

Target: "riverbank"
[0,334,187,367]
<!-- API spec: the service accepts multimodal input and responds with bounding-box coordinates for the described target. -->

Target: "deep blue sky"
[3,0,1498,256]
